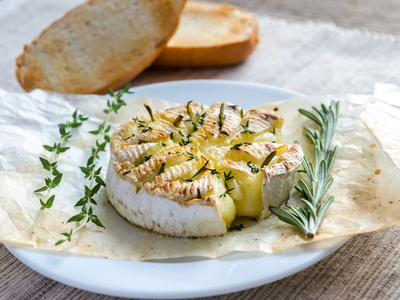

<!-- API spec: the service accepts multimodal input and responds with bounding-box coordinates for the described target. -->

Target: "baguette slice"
[16,0,186,94]
[153,1,259,68]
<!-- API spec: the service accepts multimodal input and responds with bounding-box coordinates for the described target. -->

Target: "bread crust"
[16,0,186,94]
[153,1,259,68]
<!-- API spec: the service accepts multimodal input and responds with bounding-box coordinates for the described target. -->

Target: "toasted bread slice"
[153,1,259,68]
[16,0,186,94]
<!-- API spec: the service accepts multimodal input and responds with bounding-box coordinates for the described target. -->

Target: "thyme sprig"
[56,86,132,245]
[220,171,234,198]
[33,110,88,233]
[240,120,255,134]
[247,161,259,174]
[269,101,339,238]
[185,151,196,161]
[179,131,192,146]
[186,100,206,132]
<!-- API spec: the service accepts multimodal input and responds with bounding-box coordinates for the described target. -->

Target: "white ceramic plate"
[6,80,350,299]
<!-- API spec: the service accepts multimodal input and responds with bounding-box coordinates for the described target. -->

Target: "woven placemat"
[1,0,400,299]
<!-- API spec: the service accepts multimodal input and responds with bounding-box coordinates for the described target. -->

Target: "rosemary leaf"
[261,151,277,168]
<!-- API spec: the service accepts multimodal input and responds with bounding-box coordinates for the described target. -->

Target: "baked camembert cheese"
[106,102,303,237]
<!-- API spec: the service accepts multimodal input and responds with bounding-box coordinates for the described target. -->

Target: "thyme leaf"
[185,151,196,161]
[247,161,259,174]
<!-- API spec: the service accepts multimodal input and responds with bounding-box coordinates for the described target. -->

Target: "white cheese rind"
[106,158,227,237]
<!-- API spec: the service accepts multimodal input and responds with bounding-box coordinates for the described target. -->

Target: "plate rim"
[5,80,351,299]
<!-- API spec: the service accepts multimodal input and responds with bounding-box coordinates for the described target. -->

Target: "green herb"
[33,110,88,233]
[123,133,135,141]
[197,111,207,126]
[142,155,152,163]
[144,104,155,122]
[261,151,277,168]
[220,130,229,136]
[186,100,193,117]
[173,115,184,127]
[240,109,244,118]
[220,188,234,198]
[158,162,166,175]
[196,188,202,199]
[240,120,255,134]
[224,171,234,182]
[169,132,174,140]
[271,127,276,135]
[185,151,196,161]
[122,170,131,176]
[138,123,153,133]
[269,101,339,238]
[56,86,132,246]
[220,171,234,198]
[183,161,209,182]
[247,161,259,174]
[206,168,221,175]
[132,117,145,124]
[138,139,151,145]
[218,103,226,132]
[179,131,192,146]
[229,223,244,231]
[230,142,251,150]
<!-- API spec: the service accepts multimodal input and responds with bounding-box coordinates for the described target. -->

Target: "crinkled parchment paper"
[1,85,400,261]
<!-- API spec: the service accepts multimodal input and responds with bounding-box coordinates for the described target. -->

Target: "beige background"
[1,0,400,299]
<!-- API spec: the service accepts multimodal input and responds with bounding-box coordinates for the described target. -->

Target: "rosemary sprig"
[33,110,88,233]
[269,101,339,238]
[56,86,132,245]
